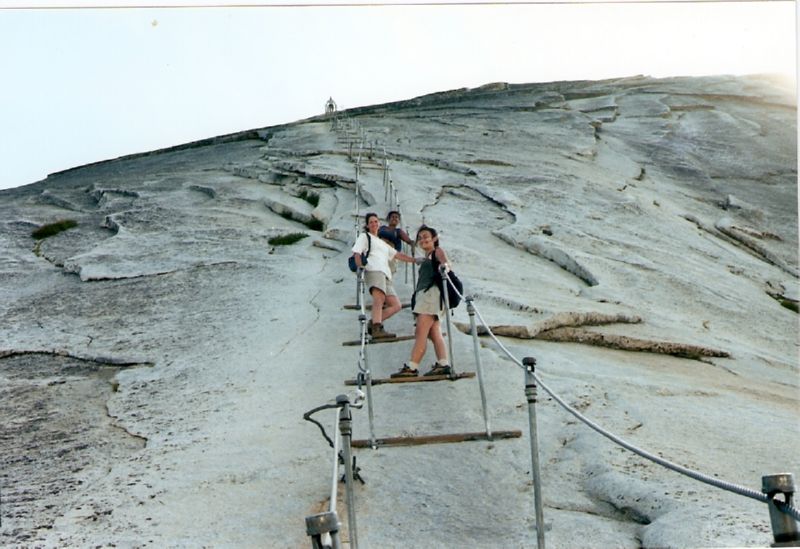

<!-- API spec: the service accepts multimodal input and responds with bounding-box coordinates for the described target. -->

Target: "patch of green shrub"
[269,232,308,246]
[299,190,320,207]
[768,292,799,313]
[279,210,324,231]
[32,219,78,240]
[305,218,324,231]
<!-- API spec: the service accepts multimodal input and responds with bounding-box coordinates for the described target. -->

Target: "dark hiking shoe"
[423,364,452,377]
[390,364,419,378]
[371,323,396,339]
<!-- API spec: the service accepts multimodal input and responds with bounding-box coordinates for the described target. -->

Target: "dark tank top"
[416,252,437,293]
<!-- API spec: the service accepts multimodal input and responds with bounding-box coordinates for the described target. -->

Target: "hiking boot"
[371,323,396,339]
[423,363,452,377]
[390,364,419,378]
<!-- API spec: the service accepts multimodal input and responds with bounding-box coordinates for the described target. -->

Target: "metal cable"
[303,402,341,450]
[441,270,800,520]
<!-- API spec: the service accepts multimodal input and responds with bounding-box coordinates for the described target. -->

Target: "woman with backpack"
[352,212,416,339]
[391,225,452,377]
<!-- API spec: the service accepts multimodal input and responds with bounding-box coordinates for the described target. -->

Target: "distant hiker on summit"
[391,225,451,378]
[352,212,417,340]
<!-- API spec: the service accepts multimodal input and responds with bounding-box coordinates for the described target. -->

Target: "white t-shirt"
[352,232,397,279]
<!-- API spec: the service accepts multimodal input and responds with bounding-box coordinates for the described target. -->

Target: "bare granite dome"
[1,75,797,548]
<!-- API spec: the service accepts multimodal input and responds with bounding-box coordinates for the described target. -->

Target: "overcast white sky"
[0,1,796,190]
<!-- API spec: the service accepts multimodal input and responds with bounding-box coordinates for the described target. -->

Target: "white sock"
[409,361,419,371]
[437,359,449,366]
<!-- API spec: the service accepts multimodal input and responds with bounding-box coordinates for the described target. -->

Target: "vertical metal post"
[411,229,417,290]
[364,367,376,449]
[353,156,362,308]
[439,265,456,375]
[354,168,360,220]
[306,406,344,549]
[359,270,367,317]
[404,240,409,284]
[763,473,800,546]
[523,357,546,549]
[358,311,368,340]
[404,211,413,284]
[466,297,492,438]
[358,313,376,448]
[355,267,362,310]
[337,395,358,549]
[329,408,342,514]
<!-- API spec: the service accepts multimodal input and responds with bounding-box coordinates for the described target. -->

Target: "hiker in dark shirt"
[390,225,451,378]
[378,211,415,276]
[378,211,414,251]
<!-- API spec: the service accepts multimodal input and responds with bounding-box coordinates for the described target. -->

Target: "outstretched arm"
[395,251,426,264]
[398,228,415,247]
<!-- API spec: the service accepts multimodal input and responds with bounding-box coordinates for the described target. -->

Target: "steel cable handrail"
[440,270,800,521]
[330,116,799,525]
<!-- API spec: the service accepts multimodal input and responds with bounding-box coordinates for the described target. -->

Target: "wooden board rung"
[343,303,411,310]
[341,334,415,346]
[344,372,475,385]
[352,430,522,448]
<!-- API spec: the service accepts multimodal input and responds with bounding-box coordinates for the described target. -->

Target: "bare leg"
[370,288,385,325]
[381,295,402,322]
[428,318,448,361]
[411,314,436,364]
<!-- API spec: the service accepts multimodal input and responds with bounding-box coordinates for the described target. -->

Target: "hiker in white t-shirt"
[352,212,416,339]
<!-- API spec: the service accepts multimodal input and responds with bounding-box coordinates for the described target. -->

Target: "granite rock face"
[1,75,797,548]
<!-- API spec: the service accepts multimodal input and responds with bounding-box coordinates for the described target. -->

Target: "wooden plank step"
[343,303,411,310]
[352,430,522,448]
[341,334,415,346]
[341,332,446,346]
[344,372,475,385]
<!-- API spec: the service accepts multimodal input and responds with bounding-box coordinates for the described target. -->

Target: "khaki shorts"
[365,270,397,297]
[412,286,442,317]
